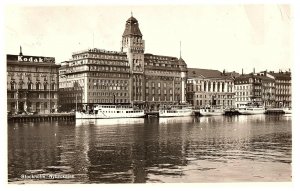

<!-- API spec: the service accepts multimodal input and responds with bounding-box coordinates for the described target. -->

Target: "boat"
[238,104,265,115]
[198,106,224,116]
[76,104,145,119]
[159,105,193,117]
[283,107,292,114]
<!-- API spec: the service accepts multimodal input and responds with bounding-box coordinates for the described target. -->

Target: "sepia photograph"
[2,0,297,188]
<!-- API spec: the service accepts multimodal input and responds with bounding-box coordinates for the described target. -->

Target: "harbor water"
[8,114,292,183]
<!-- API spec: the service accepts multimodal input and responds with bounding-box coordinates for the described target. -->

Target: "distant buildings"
[268,71,292,108]
[7,48,59,114]
[7,16,292,113]
[58,15,187,111]
[234,72,275,108]
[186,68,235,108]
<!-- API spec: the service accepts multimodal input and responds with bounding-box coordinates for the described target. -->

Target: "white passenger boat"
[283,107,292,114]
[238,106,266,115]
[76,104,145,119]
[199,107,224,116]
[159,105,193,117]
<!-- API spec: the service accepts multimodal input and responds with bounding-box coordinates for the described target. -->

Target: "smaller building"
[234,71,275,108]
[186,68,235,108]
[268,71,292,107]
[7,48,60,114]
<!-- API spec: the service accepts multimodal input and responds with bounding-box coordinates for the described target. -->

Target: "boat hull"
[238,109,265,115]
[159,110,193,117]
[282,108,292,114]
[200,112,224,116]
[76,112,145,119]
[198,108,224,116]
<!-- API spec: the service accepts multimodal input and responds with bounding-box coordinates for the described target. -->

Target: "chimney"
[253,68,255,74]
[242,68,244,75]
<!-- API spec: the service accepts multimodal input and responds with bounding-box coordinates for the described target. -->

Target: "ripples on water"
[8,114,292,183]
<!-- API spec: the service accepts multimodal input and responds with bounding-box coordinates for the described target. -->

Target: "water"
[8,114,292,183]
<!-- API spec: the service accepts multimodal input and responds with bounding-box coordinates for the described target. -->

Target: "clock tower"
[121,14,145,105]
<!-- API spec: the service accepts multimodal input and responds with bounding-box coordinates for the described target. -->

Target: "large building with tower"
[7,48,60,114]
[59,15,187,111]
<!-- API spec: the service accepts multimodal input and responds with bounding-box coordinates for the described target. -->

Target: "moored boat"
[198,106,224,116]
[76,104,145,119]
[283,107,292,114]
[237,102,266,115]
[159,105,193,117]
[238,106,265,115]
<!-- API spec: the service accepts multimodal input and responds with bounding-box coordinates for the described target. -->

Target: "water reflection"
[8,115,291,183]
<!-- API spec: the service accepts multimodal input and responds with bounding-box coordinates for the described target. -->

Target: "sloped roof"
[188,68,224,78]
[268,72,291,80]
[122,16,143,37]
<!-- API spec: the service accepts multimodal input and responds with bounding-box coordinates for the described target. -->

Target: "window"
[44,84,47,90]
[28,83,32,90]
[36,83,40,90]
[11,102,15,109]
[44,102,47,109]
[11,83,15,90]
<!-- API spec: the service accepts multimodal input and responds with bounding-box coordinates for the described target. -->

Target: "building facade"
[268,71,292,108]
[234,72,275,108]
[58,15,187,111]
[186,68,235,108]
[7,50,59,114]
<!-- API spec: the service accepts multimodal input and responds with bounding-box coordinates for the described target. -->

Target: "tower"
[121,15,145,105]
[178,42,187,104]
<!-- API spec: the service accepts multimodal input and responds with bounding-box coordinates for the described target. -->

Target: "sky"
[4,4,292,74]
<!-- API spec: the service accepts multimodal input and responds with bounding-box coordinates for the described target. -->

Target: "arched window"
[44,83,48,90]
[36,83,40,90]
[11,82,15,90]
[28,83,32,90]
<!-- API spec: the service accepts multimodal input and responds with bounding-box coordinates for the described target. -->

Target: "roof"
[268,72,291,80]
[235,73,275,82]
[188,68,225,78]
[122,16,143,37]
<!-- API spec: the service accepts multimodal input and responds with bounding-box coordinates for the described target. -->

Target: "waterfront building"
[268,71,292,108]
[59,15,187,111]
[7,48,59,114]
[186,68,235,108]
[234,72,275,108]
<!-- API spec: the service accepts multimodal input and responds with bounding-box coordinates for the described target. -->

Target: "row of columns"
[196,81,232,93]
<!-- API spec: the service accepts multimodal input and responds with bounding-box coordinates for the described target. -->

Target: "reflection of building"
[58,15,187,111]
[7,48,59,114]
[234,71,275,108]
[186,68,235,108]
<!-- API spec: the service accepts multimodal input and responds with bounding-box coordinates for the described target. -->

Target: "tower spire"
[180,41,182,59]
[19,46,23,56]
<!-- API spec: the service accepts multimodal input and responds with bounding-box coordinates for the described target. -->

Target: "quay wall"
[8,113,75,123]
